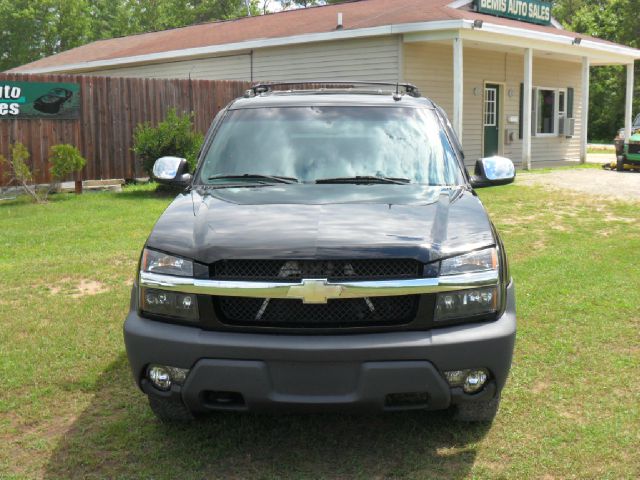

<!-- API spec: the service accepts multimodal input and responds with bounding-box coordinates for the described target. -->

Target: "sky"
[258,1,284,12]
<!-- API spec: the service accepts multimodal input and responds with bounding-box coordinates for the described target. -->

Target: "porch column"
[580,57,590,164]
[522,48,533,170]
[453,36,464,142]
[625,63,635,139]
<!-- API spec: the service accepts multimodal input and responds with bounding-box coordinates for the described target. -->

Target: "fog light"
[444,368,489,394]
[463,369,488,394]
[148,365,172,391]
[147,364,189,391]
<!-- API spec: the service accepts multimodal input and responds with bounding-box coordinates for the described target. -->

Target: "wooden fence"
[0,73,252,186]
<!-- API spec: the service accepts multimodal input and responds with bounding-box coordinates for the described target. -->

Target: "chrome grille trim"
[139,270,499,304]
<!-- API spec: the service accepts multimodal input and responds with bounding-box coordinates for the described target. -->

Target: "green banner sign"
[475,0,553,26]
[0,81,80,120]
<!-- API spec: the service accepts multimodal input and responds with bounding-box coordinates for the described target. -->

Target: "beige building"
[13,0,640,168]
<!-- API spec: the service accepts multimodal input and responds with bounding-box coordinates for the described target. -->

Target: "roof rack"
[245,81,421,98]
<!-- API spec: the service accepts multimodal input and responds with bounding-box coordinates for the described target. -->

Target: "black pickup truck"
[124,82,517,424]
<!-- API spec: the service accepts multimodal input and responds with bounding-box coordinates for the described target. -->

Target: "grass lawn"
[519,162,601,174]
[1,179,639,479]
[586,144,615,154]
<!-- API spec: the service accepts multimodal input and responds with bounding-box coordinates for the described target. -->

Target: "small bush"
[7,142,33,183]
[49,144,86,180]
[0,142,46,203]
[133,108,204,176]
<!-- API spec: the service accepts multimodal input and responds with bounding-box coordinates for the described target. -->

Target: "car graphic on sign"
[33,88,73,114]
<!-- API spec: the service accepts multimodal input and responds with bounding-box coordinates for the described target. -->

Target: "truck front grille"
[216,295,419,328]
[628,143,640,154]
[211,259,422,281]
[210,259,424,328]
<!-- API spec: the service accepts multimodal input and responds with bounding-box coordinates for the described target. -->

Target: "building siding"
[404,42,583,165]
[253,36,400,82]
[83,36,401,84]
[90,53,252,80]
[403,42,454,114]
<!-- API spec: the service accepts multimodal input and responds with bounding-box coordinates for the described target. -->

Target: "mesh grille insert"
[212,259,422,281]
[216,295,419,328]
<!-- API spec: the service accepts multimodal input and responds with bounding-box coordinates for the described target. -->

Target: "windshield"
[198,106,463,186]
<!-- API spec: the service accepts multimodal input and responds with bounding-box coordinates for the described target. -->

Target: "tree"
[553,0,639,142]
[277,0,350,9]
[0,0,92,71]
[49,144,87,182]
[0,142,47,203]
[0,0,255,71]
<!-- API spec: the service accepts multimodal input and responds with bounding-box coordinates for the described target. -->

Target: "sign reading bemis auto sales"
[475,0,553,26]
[0,81,80,120]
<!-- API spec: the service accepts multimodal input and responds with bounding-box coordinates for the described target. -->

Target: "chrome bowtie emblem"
[286,279,344,304]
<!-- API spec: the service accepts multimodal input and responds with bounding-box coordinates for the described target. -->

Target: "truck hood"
[146,184,495,265]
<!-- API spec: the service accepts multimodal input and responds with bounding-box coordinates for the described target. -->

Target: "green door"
[483,84,500,157]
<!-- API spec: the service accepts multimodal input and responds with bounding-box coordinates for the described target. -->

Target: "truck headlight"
[141,248,193,277]
[140,249,197,321]
[140,288,199,321]
[436,248,500,322]
[440,248,498,276]
[435,286,499,322]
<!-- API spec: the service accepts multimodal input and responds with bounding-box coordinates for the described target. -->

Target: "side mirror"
[152,156,192,187]
[471,156,515,188]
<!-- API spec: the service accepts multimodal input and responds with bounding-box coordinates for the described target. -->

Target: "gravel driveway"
[517,168,640,201]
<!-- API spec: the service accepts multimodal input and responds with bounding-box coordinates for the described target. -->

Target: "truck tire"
[452,394,501,423]
[617,155,626,172]
[148,395,195,423]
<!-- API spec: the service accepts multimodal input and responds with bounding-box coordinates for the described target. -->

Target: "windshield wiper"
[207,174,299,184]
[315,176,411,185]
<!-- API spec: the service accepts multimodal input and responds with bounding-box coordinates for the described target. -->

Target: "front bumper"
[124,282,516,413]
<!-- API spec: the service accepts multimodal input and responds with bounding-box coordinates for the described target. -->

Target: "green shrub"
[0,142,46,203]
[5,142,33,184]
[49,144,86,180]
[132,108,204,175]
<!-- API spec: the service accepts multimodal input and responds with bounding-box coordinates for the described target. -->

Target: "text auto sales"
[479,0,551,23]
[0,85,22,115]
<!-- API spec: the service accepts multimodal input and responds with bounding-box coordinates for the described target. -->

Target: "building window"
[537,89,556,134]
[520,85,574,139]
[531,87,568,136]
[484,87,497,127]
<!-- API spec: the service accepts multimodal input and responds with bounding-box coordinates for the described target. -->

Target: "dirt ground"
[517,168,640,201]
